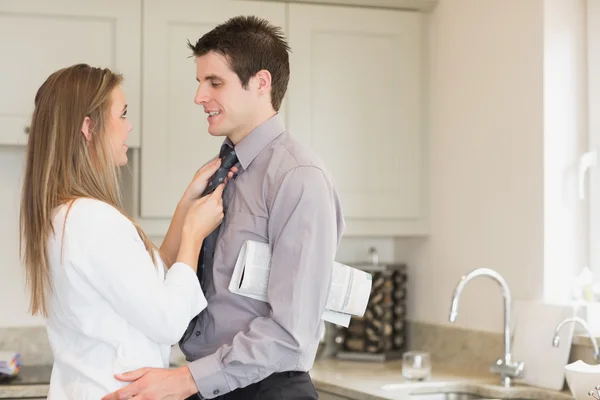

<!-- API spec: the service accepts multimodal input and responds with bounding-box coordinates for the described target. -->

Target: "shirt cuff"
[187,354,230,399]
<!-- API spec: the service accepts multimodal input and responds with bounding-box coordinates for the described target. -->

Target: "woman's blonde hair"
[20,63,160,317]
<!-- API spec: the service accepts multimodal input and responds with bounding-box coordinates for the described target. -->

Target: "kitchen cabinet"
[0,0,429,237]
[287,4,427,235]
[139,0,287,219]
[0,0,142,147]
[241,0,437,12]
[137,1,428,236]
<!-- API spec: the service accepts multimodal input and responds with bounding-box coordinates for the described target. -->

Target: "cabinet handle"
[24,126,30,134]
[579,148,598,199]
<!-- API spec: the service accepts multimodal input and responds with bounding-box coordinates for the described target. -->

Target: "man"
[102,15,345,400]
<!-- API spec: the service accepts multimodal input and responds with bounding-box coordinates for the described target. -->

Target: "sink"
[409,393,485,400]
[382,381,537,400]
[409,394,532,400]
[564,359,600,400]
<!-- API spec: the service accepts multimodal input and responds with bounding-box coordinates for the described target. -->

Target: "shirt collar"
[224,113,286,171]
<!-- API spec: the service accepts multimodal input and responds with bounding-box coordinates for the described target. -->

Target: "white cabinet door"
[140,0,286,218]
[0,0,141,147]
[287,4,426,236]
[241,0,437,12]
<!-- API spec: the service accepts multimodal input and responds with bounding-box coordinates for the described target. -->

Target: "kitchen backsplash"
[0,327,51,365]
[4,321,597,368]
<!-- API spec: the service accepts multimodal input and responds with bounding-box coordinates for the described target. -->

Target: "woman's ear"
[81,116,93,142]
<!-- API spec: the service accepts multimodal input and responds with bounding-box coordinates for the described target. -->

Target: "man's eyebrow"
[121,104,127,112]
[196,75,223,82]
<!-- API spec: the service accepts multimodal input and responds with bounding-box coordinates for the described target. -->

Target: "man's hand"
[101,366,198,400]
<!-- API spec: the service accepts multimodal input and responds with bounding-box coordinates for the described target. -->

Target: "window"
[542,0,590,305]
[580,0,600,332]
[586,0,600,287]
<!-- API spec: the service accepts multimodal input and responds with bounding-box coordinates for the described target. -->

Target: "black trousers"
[186,371,318,400]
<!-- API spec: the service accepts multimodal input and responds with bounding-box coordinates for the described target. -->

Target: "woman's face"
[105,86,132,167]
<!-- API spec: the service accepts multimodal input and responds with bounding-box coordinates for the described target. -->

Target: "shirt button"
[213,389,220,395]
[195,331,201,337]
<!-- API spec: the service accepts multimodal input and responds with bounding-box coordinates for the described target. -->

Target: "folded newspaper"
[229,240,372,327]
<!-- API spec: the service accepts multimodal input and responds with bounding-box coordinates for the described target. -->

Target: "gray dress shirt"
[179,114,345,398]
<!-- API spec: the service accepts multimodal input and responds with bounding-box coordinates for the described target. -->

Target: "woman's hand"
[182,158,220,201]
[182,157,238,202]
[172,183,226,270]
[182,183,225,246]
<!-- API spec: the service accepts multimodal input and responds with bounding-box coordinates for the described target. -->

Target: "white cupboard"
[0,0,429,237]
[0,0,142,147]
[139,0,287,219]
[287,4,427,235]
[241,0,437,12]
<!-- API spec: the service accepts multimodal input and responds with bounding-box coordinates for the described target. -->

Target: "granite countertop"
[310,359,576,400]
[0,360,577,400]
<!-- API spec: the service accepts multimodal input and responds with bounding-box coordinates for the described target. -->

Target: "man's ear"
[81,116,93,142]
[255,69,272,94]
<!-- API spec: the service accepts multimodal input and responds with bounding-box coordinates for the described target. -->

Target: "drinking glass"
[402,351,431,380]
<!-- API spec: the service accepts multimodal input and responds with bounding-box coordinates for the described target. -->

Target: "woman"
[19,64,230,398]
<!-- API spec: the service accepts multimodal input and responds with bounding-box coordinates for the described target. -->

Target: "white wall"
[0,147,44,326]
[405,0,545,333]
[399,0,587,333]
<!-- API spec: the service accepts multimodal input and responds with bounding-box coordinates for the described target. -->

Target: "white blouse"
[44,198,206,399]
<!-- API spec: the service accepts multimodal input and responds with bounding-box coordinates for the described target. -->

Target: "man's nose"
[194,85,209,105]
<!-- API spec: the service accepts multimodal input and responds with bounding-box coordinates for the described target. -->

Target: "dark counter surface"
[0,365,51,386]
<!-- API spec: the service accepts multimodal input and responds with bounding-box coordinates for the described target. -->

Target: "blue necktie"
[197,145,238,287]
[180,146,238,346]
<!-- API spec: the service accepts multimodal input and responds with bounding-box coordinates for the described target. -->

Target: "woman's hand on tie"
[182,157,221,201]
[183,157,237,202]
[176,184,225,270]
[182,183,225,246]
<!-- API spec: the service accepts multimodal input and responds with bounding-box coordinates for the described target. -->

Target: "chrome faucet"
[449,268,524,387]
[553,317,600,362]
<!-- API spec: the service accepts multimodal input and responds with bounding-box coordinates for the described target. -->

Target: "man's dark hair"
[188,15,290,111]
